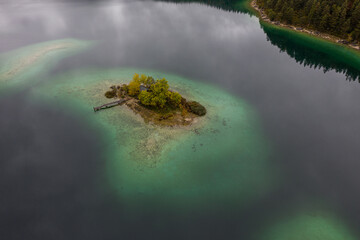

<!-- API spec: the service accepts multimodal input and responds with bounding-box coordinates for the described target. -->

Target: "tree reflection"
[161,0,360,82]
[261,23,360,82]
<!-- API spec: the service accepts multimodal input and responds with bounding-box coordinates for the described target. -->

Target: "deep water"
[1,0,360,239]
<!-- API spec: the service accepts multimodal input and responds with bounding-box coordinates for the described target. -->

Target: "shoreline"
[250,0,360,52]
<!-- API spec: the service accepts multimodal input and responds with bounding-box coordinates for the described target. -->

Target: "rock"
[186,101,207,116]
[337,40,350,44]
[105,90,116,98]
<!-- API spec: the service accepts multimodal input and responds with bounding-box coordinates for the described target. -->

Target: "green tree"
[128,73,141,96]
[133,73,140,82]
[351,4,360,28]
[350,23,360,42]
[139,74,147,83]
[319,5,330,31]
[268,9,276,21]
[342,19,351,36]
[329,6,340,32]
[138,91,153,106]
[141,76,155,88]
[166,91,182,108]
[138,79,169,108]
[257,0,359,39]
[138,78,182,109]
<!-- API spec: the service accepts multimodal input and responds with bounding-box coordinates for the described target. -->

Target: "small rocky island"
[102,73,206,127]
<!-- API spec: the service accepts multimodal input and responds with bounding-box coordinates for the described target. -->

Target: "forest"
[159,0,242,11]
[256,0,360,42]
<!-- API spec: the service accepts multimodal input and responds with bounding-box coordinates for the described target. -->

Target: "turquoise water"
[2,1,360,239]
[31,67,278,213]
[259,211,356,240]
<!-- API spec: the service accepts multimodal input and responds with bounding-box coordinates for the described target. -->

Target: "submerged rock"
[187,101,206,116]
[105,89,117,98]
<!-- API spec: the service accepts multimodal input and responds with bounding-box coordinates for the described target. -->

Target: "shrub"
[186,101,206,116]
[105,89,116,98]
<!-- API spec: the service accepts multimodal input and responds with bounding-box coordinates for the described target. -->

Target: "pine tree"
[257,0,360,40]
[351,3,360,28]
[319,5,330,31]
[341,19,351,36]
[329,6,340,32]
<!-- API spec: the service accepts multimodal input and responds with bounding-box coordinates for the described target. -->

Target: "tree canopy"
[257,0,360,43]
[128,73,182,109]
[128,73,141,96]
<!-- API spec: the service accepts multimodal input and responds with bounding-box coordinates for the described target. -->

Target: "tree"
[268,9,276,21]
[351,4,360,29]
[338,3,348,31]
[138,90,153,106]
[329,6,340,32]
[140,76,155,88]
[166,91,182,108]
[319,5,330,31]
[350,22,360,42]
[133,73,140,82]
[138,78,182,109]
[139,74,147,83]
[128,73,141,96]
[342,19,351,36]
[257,0,360,40]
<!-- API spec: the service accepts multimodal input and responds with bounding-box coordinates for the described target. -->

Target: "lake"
[1,0,360,239]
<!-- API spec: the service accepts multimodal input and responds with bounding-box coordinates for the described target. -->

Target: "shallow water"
[30,68,277,213]
[1,0,360,239]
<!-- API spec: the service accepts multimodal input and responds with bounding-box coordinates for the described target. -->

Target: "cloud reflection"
[0,0,258,42]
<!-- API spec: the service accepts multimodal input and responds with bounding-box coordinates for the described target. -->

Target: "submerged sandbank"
[0,39,92,91]
[258,210,357,240]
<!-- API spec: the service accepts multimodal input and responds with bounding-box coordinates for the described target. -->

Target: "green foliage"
[133,73,140,82]
[138,76,182,109]
[268,9,276,21]
[128,73,141,96]
[257,0,360,43]
[140,74,147,83]
[138,91,153,106]
[140,75,155,88]
[166,91,182,107]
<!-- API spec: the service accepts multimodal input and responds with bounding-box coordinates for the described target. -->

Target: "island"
[100,73,206,127]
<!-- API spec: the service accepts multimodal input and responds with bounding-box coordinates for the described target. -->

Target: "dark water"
[1,0,360,239]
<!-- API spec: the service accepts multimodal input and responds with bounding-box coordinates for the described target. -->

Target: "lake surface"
[1,0,360,239]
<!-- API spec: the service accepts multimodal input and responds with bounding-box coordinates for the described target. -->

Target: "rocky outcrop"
[105,86,117,98]
[186,101,206,116]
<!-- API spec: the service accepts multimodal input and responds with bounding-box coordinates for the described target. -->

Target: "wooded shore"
[251,0,360,52]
